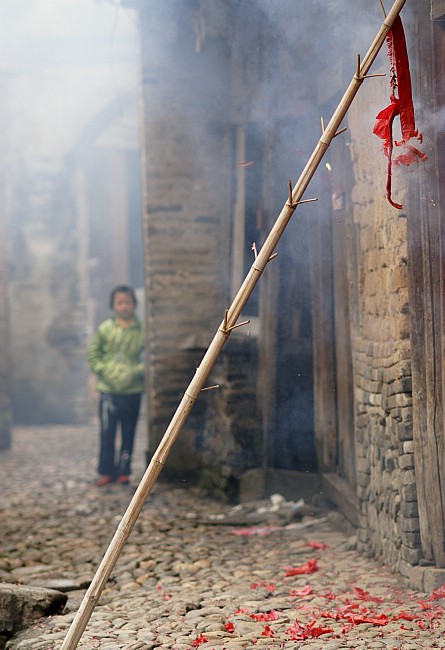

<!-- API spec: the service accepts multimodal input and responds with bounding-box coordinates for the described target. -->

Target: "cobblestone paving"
[1,425,444,649]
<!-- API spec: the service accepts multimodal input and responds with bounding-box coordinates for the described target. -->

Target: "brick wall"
[140,4,233,472]
[347,83,420,574]
[199,337,260,500]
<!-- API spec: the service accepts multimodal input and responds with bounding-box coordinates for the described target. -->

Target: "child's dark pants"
[98,392,142,477]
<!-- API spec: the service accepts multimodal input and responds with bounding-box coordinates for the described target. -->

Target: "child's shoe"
[116,475,130,485]
[95,475,114,487]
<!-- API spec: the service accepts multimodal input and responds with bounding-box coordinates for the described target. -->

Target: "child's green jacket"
[88,317,145,394]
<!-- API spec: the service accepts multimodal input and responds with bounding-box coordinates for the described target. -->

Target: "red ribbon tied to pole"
[373,15,427,209]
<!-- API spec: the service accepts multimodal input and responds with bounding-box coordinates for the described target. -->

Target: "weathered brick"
[401,546,423,565]
[401,500,419,518]
[403,440,414,454]
[401,517,420,533]
[423,568,445,593]
[399,454,414,470]
[401,483,418,502]
[401,531,422,548]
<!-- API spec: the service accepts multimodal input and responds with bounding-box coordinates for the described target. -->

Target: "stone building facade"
[0,0,443,587]
[345,86,419,576]
[135,0,444,585]
[317,2,444,585]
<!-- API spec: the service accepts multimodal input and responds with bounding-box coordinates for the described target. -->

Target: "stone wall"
[140,2,233,472]
[346,81,420,574]
[199,337,260,500]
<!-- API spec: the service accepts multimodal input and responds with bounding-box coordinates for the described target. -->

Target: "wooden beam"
[407,0,445,568]
[431,0,445,21]
[322,473,360,528]
[309,196,338,473]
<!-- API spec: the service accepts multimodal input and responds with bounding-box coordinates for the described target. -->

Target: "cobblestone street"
[1,425,444,649]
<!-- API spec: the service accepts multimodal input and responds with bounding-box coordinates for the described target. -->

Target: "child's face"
[113,292,135,321]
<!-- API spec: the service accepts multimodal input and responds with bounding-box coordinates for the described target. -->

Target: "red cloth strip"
[373,15,426,209]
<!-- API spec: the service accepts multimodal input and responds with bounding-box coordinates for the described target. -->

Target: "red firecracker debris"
[306,540,328,550]
[324,591,337,601]
[353,586,383,603]
[192,633,208,647]
[225,621,235,633]
[373,15,427,209]
[285,558,318,576]
[429,584,445,601]
[250,610,280,622]
[418,600,435,610]
[290,584,314,597]
[250,580,276,591]
[286,619,334,640]
[347,612,391,626]
[394,611,418,621]
[261,625,275,637]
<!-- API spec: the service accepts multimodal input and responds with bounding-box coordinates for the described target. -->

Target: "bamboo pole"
[61,1,406,647]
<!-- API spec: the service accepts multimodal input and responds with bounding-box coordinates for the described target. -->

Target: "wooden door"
[309,118,358,525]
[406,0,445,568]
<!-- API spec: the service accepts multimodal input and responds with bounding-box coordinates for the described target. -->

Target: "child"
[88,285,145,486]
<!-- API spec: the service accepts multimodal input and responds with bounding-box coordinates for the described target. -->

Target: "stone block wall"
[347,83,421,573]
[198,337,260,500]
[140,3,233,473]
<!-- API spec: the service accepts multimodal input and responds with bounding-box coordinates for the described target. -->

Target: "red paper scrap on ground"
[192,632,208,647]
[285,558,318,576]
[394,611,418,621]
[290,584,314,597]
[373,15,427,209]
[286,619,334,640]
[353,586,383,603]
[250,580,276,591]
[232,526,281,536]
[429,583,445,601]
[250,610,280,622]
[261,625,275,637]
[306,540,328,549]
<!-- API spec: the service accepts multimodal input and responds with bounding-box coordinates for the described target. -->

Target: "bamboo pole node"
[287,179,294,207]
[354,54,384,82]
[225,319,250,333]
[200,384,220,392]
[361,72,386,79]
[295,197,318,205]
[287,183,317,209]
[333,127,348,138]
[355,53,362,79]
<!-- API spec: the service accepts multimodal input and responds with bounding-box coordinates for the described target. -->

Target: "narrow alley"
[1,425,444,649]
